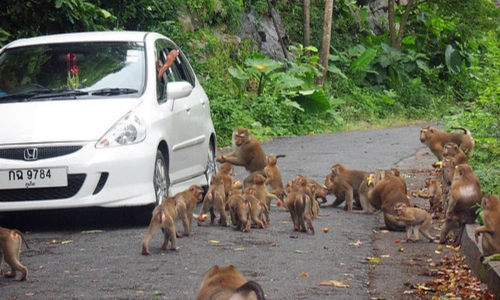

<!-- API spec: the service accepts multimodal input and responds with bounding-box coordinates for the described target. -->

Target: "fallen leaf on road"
[208,240,220,244]
[300,272,308,277]
[135,291,144,295]
[366,257,380,263]
[25,293,35,297]
[319,280,349,288]
[234,247,245,251]
[61,240,73,245]
[152,291,164,296]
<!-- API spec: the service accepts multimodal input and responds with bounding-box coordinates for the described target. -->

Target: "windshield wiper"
[90,88,139,96]
[0,89,89,102]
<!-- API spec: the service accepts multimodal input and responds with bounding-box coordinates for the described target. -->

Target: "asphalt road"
[0,124,430,299]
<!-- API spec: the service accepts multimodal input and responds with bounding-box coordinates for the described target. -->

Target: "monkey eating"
[474,194,500,257]
[0,227,29,281]
[196,265,266,300]
[394,202,436,242]
[217,127,267,187]
[329,163,369,212]
[196,175,227,227]
[141,196,179,255]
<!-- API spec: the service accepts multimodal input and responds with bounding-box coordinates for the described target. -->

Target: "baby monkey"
[394,202,435,242]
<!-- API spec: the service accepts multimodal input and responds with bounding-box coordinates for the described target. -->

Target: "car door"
[154,39,200,185]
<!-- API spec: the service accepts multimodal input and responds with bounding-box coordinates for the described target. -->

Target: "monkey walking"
[0,227,30,281]
[196,265,266,300]
[141,196,179,255]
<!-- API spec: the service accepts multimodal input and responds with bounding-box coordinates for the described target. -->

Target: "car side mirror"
[166,81,193,101]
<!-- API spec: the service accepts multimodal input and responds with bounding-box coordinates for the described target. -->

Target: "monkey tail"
[13,229,30,249]
[236,280,266,300]
[275,154,286,159]
[451,126,471,136]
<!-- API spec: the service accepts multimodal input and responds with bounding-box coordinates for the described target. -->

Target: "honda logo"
[24,148,39,161]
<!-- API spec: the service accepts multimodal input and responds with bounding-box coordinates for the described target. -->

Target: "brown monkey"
[439,164,482,245]
[329,163,369,212]
[141,196,179,255]
[196,265,266,300]
[264,154,286,200]
[217,127,267,187]
[442,142,468,165]
[216,162,238,197]
[441,157,457,193]
[242,187,268,229]
[419,125,475,160]
[227,191,252,232]
[394,202,435,242]
[324,173,360,207]
[252,174,282,218]
[307,179,329,204]
[368,170,410,231]
[174,184,204,236]
[474,194,500,257]
[285,185,315,234]
[0,227,29,281]
[196,175,227,227]
[424,178,443,213]
[292,175,320,218]
[351,173,376,214]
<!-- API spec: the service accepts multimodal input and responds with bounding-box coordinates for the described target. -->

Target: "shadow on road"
[0,206,151,232]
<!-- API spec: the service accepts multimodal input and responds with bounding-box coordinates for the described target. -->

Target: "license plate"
[0,167,68,189]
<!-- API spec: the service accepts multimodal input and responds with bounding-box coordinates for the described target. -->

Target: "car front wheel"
[205,140,217,190]
[154,150,169,205]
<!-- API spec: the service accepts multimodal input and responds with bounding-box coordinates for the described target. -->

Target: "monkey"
[196,175,227,227]
[419,125,475,160]
[285,185,315,234]
[292,175,320,218]
[263,154,286,200]
[329,163,370,212]
[307,179,329,205]
[242,187,268,229]
[252,174,282,222]
[174,184,204,236]
[423,177,443,214]
[216,162,239,197]
[474,194,500,257]
[441,157,457,192]
[0,227,29,281]
[394,202,436,242]
[439,164,482,246]
[368,169,410,231]
[141,196,179,255]
[351,173,377,214]
[217,127,267,187]
[324,173,359,207]
[442,142,468,165]
[195,265,266,300]
[227,191,252,232]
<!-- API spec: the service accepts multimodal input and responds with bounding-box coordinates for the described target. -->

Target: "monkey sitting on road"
[0,227,30,281]
[394,202,436,242]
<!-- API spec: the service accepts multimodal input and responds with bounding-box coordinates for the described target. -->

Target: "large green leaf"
[349,48,377,73]
[291,89,331,114]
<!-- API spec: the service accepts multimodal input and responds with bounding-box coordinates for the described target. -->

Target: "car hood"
[0,99,141,145]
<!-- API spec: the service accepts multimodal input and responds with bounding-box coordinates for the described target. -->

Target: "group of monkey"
[2,125,499,300]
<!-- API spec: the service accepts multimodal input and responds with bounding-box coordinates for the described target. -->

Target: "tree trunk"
[388,0,415,50]
[303,0,310,48]
[316,0,334,85]
[388,0,397,48]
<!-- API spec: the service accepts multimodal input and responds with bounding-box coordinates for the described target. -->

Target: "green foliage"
[185,0,243,31]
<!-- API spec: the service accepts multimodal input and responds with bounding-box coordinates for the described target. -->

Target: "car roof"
[3,31,170,49]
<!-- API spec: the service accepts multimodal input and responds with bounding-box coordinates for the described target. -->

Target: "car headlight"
[96,113,146,148]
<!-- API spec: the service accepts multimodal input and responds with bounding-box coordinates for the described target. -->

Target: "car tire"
[204,139,217,192]
[154,149,169,205]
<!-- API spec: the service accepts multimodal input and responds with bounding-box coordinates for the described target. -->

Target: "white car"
[0,31,217,212]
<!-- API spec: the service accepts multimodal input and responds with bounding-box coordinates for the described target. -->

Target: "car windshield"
[0,41,145,100]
